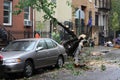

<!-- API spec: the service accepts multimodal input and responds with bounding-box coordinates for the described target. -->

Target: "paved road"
[73,64,120,80]
[2,46,120,80]
[29,46,120,80]
[30,62,120,80]
[75,47,120,80]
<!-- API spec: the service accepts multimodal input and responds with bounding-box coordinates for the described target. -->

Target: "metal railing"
[0,25,16,41]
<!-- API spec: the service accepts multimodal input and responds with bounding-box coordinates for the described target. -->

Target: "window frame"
[3,1,12,26]
[24,7,31,21]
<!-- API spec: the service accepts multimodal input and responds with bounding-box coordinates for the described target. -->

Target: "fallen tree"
[15,0,80,56]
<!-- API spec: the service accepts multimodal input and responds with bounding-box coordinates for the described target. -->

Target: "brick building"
[73,0,95,34]
[72,0,111,45]
[0,0,34,40]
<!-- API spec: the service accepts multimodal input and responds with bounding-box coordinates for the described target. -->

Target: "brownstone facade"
[72,0,98,45]
[72,0,96,32]
[0,0,34,39]
[72,0,111,45]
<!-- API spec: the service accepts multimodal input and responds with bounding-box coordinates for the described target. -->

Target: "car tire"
[56,56,64,68]
[23,61,33,77]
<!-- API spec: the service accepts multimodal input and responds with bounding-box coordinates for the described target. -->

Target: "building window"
[89,11,92,18]
[104,0,107,8]
[95,0,97,6]
[24,7,30,20]
[3,1,12,25]
[99,0,103,8]
[95,14,98,26]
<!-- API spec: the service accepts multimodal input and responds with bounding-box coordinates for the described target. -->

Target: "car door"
[45,39,59,65]
[35,39,49,68]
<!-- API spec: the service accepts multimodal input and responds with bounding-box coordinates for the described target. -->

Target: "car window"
[51,40,58,47]
[37,40,47,49]
[45,39,55,49]
[3,41,36,51]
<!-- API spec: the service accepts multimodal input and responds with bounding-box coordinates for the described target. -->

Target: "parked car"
[0,38,67,77]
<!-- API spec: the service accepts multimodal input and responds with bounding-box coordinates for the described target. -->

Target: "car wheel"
[56,56,64,68]
[23,61,33,77]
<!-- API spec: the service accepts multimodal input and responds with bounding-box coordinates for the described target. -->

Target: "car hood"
[0,51,26,59]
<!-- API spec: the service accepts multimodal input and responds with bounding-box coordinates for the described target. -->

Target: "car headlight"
[3,58,21,63]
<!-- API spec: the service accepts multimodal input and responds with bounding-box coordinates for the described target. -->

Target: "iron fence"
[9,31,50,39]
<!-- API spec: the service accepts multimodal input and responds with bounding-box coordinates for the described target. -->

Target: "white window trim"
[24,7,31,21]
[3,1,12,26]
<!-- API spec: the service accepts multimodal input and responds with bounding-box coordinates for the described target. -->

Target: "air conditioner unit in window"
[24,20,32,26]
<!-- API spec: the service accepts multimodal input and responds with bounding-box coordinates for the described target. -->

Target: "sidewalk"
[91,46,114,52]
[83,46,117,56]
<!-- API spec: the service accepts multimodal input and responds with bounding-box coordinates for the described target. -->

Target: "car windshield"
[3,40,36,51]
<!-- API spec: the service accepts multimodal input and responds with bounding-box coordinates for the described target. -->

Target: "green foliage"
[14,0,56,20]
[111,12,119,31]
[14,0,77,39]
[101,64,106,71]
[52,31,61,43]
[36,22,44,31]
[64,62,83,76]
[109,0,120,32]
[111,11,119,38]
[64,62,74,70]
[72,70,82,76]
[111,0,120,15]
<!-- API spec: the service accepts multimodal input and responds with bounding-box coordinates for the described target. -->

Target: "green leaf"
[101,64,106,71]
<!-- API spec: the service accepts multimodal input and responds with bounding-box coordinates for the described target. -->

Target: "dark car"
[0,38,67,77]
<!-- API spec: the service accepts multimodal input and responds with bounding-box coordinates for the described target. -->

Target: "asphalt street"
[1,46,120,80]
[28,46,120,80]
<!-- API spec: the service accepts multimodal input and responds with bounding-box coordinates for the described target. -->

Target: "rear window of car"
[37,40,47,49]
[45,39,56,49]
[51,40,58,47]
[45,39,54,49]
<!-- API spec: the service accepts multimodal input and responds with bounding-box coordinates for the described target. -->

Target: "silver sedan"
[0,38,67,77]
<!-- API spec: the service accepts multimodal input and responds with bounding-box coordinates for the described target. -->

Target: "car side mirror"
[36,47,43,51]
